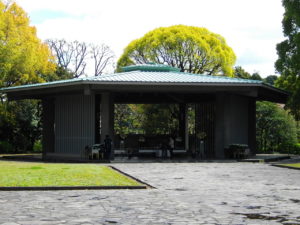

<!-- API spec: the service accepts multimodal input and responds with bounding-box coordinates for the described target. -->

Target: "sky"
[16,0,285,77]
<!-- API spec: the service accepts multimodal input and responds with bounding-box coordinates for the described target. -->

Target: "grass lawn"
[278,163,300,169]
[0,161,141,187]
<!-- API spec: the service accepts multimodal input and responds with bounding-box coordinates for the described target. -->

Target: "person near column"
[104,134,112,161]
[168,136,174,159]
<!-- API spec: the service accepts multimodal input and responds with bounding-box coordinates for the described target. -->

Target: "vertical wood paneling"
[54,94,95,157]
[42,99,55,157]
[195,102,215,158]
[215,94,250,158]
[248,98,256,155]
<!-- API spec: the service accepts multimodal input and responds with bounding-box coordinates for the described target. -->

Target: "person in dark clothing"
[161,142,168,159]
[168,137,174,159]
[104,135,112,160]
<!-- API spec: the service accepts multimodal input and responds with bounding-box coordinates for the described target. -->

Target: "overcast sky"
[17,0,285,77]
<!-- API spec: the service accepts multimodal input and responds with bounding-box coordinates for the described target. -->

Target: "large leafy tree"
[117,25,236,136]
[0,1,55,153]
[0,1,55,87]
[118,25,236,76]
[275,0,300,120]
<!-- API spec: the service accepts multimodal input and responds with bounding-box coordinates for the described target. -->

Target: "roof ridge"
[90,71,137,80]
[175,71,263,83]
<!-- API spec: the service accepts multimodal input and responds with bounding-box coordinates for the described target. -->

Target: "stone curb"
[239,156,291,163]
[271,164,300,171]
[0,185,147,191]
[109,166,156,189]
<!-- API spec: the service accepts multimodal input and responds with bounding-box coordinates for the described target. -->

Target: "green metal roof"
[1,64,265,92]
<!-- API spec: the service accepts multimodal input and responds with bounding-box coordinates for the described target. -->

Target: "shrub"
[256,102,298,153]
[0,141,14,154]
[32,140,42,153]
[293,143,300,155]
[279,143,300,155]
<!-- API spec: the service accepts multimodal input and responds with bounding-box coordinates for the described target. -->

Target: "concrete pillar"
[179,104,189,150]
[100,92,114,143]
[42,98,55,159]
[215,93,250,158]
[215,94,226,158]
[95,95,101,144]
[248,98,256,155]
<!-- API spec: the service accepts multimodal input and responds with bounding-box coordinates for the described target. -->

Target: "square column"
[42,98,55,159]
[215,93,250,158]
[215,94,226,158]
[179,104,189,151]
[100,92,114,143]
[248,98,256,155]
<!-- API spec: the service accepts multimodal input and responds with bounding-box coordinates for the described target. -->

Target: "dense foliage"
[256,101,298,153]
[234,66,279,85]
[118,25,236,76]
[0,100,41,153]
[275,0,300,120]
[0,2,55,87]
[0,1,55,153]
[114,104,180,136]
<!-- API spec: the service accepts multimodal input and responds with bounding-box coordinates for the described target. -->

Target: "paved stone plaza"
[0,162,300,225]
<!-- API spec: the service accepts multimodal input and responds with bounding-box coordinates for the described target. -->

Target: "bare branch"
[90,44,115,76]
[72,41,88,77]
[47,39,115,78]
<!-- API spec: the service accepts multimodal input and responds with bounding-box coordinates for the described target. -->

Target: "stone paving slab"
[0,163,300,224]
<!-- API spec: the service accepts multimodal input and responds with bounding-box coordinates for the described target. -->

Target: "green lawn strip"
[0,161,141,187]
[273,163,300,170]
[0,153,40,157]
[276,163,300,169]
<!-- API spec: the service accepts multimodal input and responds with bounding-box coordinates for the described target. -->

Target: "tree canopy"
[275,0,300,120]
[234,66,262,80]
[0,1,55,153]
[256,101,298,153]
[0,1,55,88]
[118,25,236,76]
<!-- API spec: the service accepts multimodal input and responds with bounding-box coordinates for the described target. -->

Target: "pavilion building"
[1,64,288,160]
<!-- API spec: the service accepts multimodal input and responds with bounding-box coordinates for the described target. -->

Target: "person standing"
[104,134,112,161]
[168,137,174,159]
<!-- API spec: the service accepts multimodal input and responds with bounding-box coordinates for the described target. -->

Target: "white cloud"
[16,0,285,77]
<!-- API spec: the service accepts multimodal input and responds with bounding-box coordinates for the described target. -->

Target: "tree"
[275,0,300,120]
[46,39,87,78]
[264,75,278,85]
[0,100,42,153]
[117,25,236,76]
[250,72,262,81]
[90,44,115,76]
[135,104,179,135]
[0,1,55,153]
[234,66,263,80]
[0,1,55,88]
[47,39,115,77]
[256,101,297,153]
[234,66,251,79]
[234,66,275,84]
